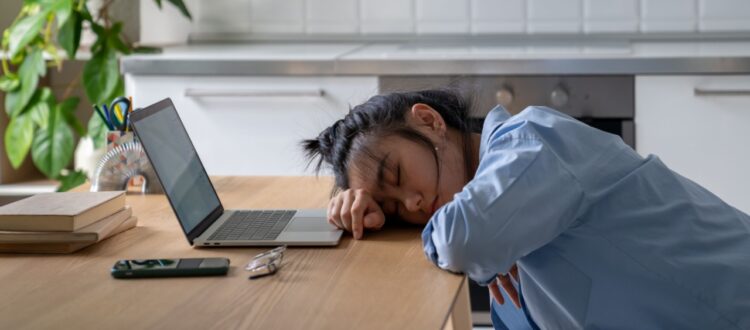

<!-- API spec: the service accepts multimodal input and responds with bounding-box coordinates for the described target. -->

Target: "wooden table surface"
[0,177,470,330]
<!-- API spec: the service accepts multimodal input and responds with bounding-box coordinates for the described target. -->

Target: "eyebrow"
[376,153,390,190]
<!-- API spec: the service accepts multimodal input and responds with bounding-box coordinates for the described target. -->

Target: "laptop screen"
[132,101,221,236]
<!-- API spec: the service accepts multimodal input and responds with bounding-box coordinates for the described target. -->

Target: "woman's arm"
[422,136,585,285]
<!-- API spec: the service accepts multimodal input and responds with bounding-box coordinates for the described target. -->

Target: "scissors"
[111,96,132,130]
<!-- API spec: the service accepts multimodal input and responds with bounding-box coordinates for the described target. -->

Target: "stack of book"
[0,191,136,253]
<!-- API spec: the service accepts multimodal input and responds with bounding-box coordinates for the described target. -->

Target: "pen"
[94,105,114,130]
[103,104,121,131]
[103,104,113,130]
[102,103,110,126]
[124,96,133,132]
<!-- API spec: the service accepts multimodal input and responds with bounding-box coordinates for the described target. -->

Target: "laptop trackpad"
[285,218,338,232]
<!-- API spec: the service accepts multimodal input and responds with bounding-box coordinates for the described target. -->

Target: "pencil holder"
[105,131,136,151]
[90,131,163,194]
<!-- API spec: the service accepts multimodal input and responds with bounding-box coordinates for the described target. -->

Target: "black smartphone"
[111,258,230,278]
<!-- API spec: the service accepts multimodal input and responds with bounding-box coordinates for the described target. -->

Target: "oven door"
[579,118,635,148]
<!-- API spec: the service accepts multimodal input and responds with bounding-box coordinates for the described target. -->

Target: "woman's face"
[346,104,472,225]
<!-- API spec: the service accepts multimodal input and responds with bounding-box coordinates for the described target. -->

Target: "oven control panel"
[379,75,634,119]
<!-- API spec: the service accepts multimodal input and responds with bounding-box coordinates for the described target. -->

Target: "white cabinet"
[636,75,750,214]
[125,75,378,175]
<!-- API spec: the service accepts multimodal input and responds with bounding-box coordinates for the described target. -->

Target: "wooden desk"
[0,177,471,329]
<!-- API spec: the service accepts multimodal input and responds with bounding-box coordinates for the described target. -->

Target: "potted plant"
[0,0,191,191]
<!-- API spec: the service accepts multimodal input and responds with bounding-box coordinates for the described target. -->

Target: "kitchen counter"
[121,39,750,76]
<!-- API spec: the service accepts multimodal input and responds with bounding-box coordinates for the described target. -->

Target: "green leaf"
[0,75,20,92]
[88,21,106,53]
[153,0,163,9]
[56,169,87,191]
[27,87,53,128]
[2,29,10,49]
[10,51,26,65]
[83,47,118,105]
[78,4,93,21]
[110,21,123,35]
[32,104,74,178]
[54,0,74,28]
[107,22,131,55]
[28,47,46,74]
[5,48,45,117]
[4,112,35,169]
[86,76,122,149]
[59,97,85,136]
[7,13,47,58]
[57,10,82,59]
[5,92,23,117]
[109,34,133,55]
[45,42,63,68]
[106,76,124,102]
[111,36,132,54]
[167,0,192,20]
[87,110,109,149]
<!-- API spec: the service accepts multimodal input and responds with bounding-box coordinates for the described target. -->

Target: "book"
[0,206,133,243]
[0,191,125,232]
[0,216,138,254]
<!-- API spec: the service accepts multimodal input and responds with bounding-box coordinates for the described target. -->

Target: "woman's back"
[521,155,750,329]
[427,105,750,329]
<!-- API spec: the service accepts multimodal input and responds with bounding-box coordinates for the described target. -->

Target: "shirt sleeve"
[422,135,585,285]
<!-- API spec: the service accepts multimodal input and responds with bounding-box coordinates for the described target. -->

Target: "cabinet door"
[125,75,378,175]
[636,75,750,214]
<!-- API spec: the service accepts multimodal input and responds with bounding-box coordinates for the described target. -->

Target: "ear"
[409,103,446,134]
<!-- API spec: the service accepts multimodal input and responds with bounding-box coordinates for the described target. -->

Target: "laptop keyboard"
[208,210,296,241]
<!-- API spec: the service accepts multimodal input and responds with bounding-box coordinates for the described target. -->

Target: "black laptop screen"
[133,104,220,234]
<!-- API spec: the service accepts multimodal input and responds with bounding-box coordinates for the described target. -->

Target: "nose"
[402,192,423,213]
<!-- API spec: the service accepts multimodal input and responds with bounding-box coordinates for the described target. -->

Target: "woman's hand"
[488,264,521,309]
[327,189,386,240]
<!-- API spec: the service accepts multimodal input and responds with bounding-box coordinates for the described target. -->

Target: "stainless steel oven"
[380,75,635,325]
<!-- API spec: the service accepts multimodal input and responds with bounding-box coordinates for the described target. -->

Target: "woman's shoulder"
[510,106,579,128]
[482,105,512,130]
[481,106,579,148]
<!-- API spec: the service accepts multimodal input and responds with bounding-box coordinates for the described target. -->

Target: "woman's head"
[302,89,479,224]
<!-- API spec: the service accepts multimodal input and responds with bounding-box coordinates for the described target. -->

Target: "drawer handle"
[694,88,750,96]
[185,88,325,98]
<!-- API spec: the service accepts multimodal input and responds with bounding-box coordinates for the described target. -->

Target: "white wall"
[186,0,750,37]
[140,0,195,45]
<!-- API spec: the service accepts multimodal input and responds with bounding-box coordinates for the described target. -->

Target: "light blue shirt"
[422,105,750,329]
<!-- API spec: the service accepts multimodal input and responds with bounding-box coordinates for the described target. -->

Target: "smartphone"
[111,258,230,278]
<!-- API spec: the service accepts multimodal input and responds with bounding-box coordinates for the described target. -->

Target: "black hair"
[302,89,476,193]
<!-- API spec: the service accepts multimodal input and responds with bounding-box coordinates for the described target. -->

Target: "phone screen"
[113,258,210,271]
[122,259,179,270]
[111,258,229,278]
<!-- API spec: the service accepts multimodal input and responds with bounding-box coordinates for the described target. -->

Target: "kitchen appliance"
[380,75,635,325]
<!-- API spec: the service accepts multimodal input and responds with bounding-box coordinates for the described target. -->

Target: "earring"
[435,146,439,151]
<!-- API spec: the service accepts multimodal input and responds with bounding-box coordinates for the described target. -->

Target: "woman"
[302,89,750,329]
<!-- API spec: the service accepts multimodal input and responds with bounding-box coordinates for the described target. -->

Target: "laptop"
[130,98,343,247]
